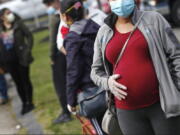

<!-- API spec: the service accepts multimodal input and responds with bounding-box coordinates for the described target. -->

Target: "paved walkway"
[0,103,19,134]
[10,85,44,135]
[0,74,43,135]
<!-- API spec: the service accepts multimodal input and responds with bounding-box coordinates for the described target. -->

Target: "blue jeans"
[0,74,8,99]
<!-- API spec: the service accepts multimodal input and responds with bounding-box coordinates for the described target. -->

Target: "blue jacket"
[64,19,100,106]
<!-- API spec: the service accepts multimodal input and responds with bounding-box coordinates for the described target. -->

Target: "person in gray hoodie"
[91,0,180,134]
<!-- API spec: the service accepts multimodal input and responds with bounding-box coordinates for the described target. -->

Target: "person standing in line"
[82,0,107,25]
[60,0,100,112]
[91,0,180,135]
[56,0,107,55]
[0,8,34,115]
[43,0,71,124]
[60,1,108,134]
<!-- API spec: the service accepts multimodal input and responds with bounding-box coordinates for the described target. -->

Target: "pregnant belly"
[114,62,160,109]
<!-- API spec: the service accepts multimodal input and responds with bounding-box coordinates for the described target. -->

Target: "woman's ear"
[62,14,70,24]
[60,14,67,22]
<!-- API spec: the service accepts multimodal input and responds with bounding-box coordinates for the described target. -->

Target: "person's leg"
[18,64,34,115]
[7,63,27,104]
[0,74,8,99]
[148,102,180,135]
[116,107,155,135]
[52,53,69,114]
[52,53,71,123]
[0,74,8,104]
[18,65,33,105]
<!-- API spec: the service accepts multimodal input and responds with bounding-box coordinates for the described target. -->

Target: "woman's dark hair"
[0,8,9,18]
[0,8,9,27]
[0,8,21,30]
[60,0,84,21]
[43,0,55,5]
[0,10,3,27]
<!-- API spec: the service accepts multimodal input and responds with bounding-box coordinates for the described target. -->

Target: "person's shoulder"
[64,32,83,49]
[66,31,80,38]
[142,10,166,24]
[14,20,26,29]
[64,31,82,44]
[96,24,111,37]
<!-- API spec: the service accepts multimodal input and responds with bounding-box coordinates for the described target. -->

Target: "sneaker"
[52,113,72,124]
[21,104,35,115]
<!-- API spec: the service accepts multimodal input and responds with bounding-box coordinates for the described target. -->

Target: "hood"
[70,19,100,35]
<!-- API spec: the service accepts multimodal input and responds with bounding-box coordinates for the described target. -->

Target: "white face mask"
[6,13,15,23]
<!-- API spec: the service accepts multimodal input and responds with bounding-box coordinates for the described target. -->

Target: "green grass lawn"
[31,30,82,134]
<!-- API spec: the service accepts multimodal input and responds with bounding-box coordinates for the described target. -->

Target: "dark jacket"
[48,14,60,61]
[64,19,100,106]
[0,16,34,67]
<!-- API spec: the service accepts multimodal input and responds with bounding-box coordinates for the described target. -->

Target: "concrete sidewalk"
[10,85,44,135]
[0,101,19,134]
[0,74,43,135]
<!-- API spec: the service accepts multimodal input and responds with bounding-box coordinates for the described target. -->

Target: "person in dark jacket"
[43,0,71,124]
[60,1,107,134]
[0,8,34,115]
[60,0,100,112]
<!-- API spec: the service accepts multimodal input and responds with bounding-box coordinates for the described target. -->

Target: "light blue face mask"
[47,7,56,15]
[110,0,135,18]
[83,1,91,9]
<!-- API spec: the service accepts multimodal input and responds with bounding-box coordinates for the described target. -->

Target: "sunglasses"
[65,2,82,13]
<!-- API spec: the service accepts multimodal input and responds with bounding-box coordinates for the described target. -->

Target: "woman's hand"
[60,47,67,55]
[108,74,128,100]
[67,104,77,115]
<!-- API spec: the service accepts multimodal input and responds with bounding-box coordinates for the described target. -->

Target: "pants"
[51,53,69,114]
[6,63,33,105]
[0,74,8,99]
[116,102,180,135]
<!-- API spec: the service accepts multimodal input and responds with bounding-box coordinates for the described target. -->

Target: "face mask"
[83,1,90,9]
[109,0,135,18]
[47,7,56,15]
[6,13,15,23]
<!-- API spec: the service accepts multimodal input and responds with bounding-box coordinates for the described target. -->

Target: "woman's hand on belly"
[108,74,128,100]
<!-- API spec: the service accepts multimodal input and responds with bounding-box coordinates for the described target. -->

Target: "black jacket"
[64,19,100,106]
[0,17,34,67]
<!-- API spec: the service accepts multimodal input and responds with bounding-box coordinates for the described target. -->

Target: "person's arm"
[91,25,128,100]
[90,27,110,91]
[64,33,84,107]
[49,15,60,62]
[56,22,67,55]
[157,13,180,89]
[60,46,67,55]
[19,21,33,52]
